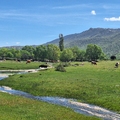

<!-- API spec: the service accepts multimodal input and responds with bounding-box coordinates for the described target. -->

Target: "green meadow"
[0,60,120,119]
[0,92,100,120]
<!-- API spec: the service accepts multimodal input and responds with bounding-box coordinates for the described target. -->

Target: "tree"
[0,48,8,59]
[22,45,35,59]
[59,34,64,51]
[60,48,74,62]
[70,46,80,61]
[6,52,14,58]
[14,50,21,59]
[34,45,47,61]
[77,50,86,61]
[70,46,86,61]
[85,44,104,61]
[47,44,60,62]
[20,50,31,60]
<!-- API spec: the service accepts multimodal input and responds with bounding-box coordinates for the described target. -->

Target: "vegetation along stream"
[0,74,120,120]
[0,69,120,120]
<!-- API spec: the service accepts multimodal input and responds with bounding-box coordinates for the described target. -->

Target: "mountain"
[45,28,120,56]
[2,28,120,57]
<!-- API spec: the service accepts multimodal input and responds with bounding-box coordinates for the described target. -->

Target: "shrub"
[55,63,66,72]
[62,62,71,67]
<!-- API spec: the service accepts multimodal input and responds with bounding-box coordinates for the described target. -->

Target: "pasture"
[0,92,99,120]
[0,60,40,70]
[0,60,120,119]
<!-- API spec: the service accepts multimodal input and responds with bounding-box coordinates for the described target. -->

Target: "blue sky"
[0,0,120,47]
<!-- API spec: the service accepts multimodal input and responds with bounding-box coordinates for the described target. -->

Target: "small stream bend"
[0,86,120,120]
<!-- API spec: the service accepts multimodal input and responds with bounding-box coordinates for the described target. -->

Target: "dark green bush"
[55,64,66,72]
[62,62,71,67]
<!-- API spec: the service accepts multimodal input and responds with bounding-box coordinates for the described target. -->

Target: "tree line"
[0,44,106,62]
[0,34,107,61]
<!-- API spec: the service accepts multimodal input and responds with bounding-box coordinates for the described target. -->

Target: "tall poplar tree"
[59,34,64,51]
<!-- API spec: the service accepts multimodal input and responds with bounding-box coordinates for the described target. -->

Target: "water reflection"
[0,86,120,120]
[0,74,9,80]
[0,77,4,80]
[0,71,28,80]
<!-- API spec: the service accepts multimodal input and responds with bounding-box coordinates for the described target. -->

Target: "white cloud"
[104,17,120,21]
[52,4,91,9]
[16,42,20,45]
[91,10,96,15]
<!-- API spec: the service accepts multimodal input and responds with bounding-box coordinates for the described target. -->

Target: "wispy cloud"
[102,4,120,10]
[91,10,96,15]
[5,42,20,45]
[16,42,20,45]
[52,4,92,9]
[0,9,88,26]
[104,17,120,21]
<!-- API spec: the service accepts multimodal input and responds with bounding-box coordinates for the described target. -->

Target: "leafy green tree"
[70,46,80,61]
[20,50,31,60]
[47,44,60,61]
[70,46,86,61]
[60,48,74,62]
[6,52,14,58]
[59,34,64,51]
[22,45,35,59]
[14,50,21,59]
[85,44,104,61]
[0,48,8,59]
[7,48,20,59]
[34,45,47,61]
[77,50,86,61]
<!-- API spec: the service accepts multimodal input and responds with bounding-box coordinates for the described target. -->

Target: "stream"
[0,74,120,120]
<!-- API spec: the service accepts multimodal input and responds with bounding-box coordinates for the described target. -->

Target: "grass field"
[0,60,120,119]
[0,60,40,70]
[0,92,100,120]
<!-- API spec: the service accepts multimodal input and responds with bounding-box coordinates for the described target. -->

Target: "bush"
[55,64,66,72]
[62,62,71,67]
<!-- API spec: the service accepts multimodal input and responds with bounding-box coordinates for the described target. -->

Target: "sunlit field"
[0,60,40,70]
[0,92,100,120]
[0,60,120,119]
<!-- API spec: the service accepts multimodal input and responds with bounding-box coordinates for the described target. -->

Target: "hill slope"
[45,28,120,56]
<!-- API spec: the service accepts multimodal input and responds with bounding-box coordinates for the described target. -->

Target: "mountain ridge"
[45,28,120,56]
[1,28,120,57]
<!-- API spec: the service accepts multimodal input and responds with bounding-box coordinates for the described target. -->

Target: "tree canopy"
[0,44,106,61]
[85,44,104,61]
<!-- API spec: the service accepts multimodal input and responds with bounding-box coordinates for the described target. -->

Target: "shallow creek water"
[0,74,120,120]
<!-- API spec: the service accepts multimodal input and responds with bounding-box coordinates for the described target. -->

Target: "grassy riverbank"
[0,60,120,119]
[0,92,100,120]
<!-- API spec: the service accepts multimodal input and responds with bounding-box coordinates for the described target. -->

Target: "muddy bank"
[0,86,120,120]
